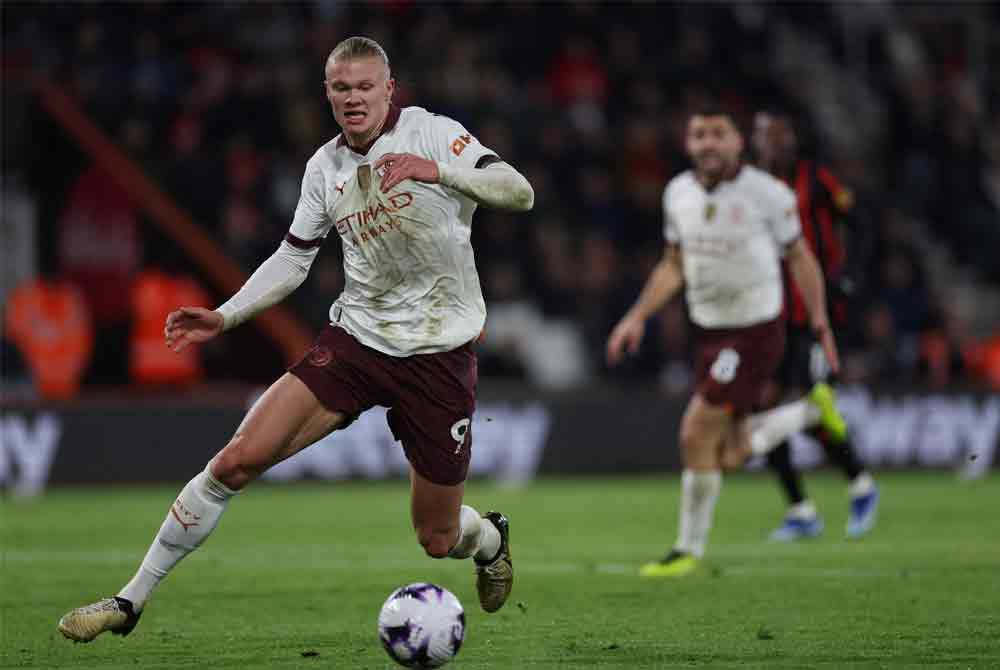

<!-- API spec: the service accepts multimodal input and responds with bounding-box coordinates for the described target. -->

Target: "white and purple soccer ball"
[377,582,465,669]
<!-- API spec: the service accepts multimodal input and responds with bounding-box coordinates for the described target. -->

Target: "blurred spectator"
[548,35,608,107]
[967,334,1000,391]
[129,267,211,388]
[56,161,142,386]
[876,247,929,338]
[5,277,94,400]
[919,304,970,389]
[164,112,224,225]
[221,194,270,271]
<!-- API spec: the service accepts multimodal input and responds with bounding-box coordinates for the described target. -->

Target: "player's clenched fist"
[375,152,440,192]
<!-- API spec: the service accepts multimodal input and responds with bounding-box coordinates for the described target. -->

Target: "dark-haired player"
[608,109,843,576]
[751,110,878,541]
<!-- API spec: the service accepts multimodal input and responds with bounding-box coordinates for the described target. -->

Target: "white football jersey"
[287,106,496,356]
[663,165,801,328]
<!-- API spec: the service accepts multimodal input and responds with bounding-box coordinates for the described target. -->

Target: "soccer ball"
[377,582,465,668]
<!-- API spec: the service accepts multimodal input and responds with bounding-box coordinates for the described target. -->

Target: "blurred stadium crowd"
[3,1,999,397]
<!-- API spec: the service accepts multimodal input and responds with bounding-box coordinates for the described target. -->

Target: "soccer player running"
[58,36,534,642]
[751,110,878,541]
[607,109,843,577]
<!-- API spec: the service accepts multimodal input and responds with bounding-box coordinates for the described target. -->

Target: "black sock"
[767,441,806,505]
[808,426,864,481]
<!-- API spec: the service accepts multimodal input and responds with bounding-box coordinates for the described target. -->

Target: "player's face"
[752,113,797,168]
[686,115,743,180]
[324,56,395,140]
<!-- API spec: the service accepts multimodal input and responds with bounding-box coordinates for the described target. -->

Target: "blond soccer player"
[59,36,533,642]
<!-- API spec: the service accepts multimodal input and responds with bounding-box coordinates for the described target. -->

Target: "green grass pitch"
[2,472,999,669]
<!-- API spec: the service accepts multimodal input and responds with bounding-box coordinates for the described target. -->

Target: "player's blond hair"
[327,36,390,72]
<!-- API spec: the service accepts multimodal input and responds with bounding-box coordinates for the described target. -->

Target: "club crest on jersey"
[704,202,717,223]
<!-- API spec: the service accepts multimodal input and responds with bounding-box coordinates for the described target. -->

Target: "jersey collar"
[698,161,744,192]
[336,104,402,154]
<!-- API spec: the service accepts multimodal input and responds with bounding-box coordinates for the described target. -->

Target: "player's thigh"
[386,344,476,488]
[213,373,348,484]
[680,393,733,469]
[409,467,465,557]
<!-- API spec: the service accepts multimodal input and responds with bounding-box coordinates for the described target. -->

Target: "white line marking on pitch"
[0,551,914,578]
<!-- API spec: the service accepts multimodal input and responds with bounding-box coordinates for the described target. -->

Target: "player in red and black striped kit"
[752,111,879,540]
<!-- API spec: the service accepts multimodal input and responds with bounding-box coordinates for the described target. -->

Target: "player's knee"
[416,525,457,559]
[680,429,716,468]
[210,436,262,491]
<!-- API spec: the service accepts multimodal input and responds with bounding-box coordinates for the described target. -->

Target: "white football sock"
[447,504,501,563]
[118,465,237,610]
[748,399,821,456]
[848,472,875,498]
[674,469,721,559]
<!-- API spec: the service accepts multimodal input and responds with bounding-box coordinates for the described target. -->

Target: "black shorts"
[289,325,477,486]
[777,325,832,392]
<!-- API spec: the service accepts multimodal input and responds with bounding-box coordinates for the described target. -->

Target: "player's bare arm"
[375,153,534,212]
[785,237,840,374]
[606,244,684,366]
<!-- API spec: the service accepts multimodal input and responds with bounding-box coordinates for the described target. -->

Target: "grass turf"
[2,472,998,669]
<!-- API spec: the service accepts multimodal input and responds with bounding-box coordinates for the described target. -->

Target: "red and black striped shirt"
[779,159,854,327]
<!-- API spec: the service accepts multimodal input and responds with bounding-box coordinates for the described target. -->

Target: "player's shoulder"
[399,106,464,133]
[309,138,343,170]
[399,105,433,122]
[740,165,795,202]
[739,165,786,191]
[664,170,697,201]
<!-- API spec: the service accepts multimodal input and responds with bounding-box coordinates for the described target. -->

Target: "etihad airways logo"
[335,192,414,246]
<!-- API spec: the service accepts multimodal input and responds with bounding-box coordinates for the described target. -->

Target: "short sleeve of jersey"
[766,179,801,248]
[288,156,332,244]
[662,179,680,243]
[426,114,496,169]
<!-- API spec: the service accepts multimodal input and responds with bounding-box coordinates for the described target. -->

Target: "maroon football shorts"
[692,317,786,415]
[289,325,476,486]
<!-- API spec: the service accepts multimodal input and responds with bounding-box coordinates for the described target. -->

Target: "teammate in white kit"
[606,109,843,577]
[58,36,534,642]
